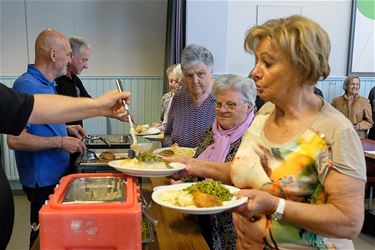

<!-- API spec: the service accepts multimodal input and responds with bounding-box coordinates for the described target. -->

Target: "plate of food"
[153,145,195,157]
[151,180,248,214]
[135,124,161,136]
[108,152,186,177]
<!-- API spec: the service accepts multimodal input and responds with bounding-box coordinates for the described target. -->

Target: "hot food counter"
[32,175,209,250]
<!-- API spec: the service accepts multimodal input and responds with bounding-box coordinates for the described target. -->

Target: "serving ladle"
[115,79,153,158]
[86,135,111,147]
[115,79,137,144]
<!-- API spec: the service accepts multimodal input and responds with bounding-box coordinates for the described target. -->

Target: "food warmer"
[75,148,129,173]
[84,134,132,149]
[39,173,149,250]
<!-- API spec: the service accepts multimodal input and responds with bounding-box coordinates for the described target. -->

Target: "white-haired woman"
[194,74,256,250]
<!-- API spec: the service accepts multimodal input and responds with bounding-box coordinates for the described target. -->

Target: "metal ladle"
[115,79,137,144]
[86,135,111,147]
[115,79,153,157]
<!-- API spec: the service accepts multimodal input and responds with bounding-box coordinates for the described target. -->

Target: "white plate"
[151,183,248,214]
[136,127,161,136]
[108,160,186,177]
[144,134,164,141]
[153,147,195,157]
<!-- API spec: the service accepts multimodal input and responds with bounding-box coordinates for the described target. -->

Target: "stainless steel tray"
[78,149,129,166]
[63,176,127,203]
[85,134,132,149]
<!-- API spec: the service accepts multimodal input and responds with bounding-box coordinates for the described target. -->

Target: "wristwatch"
[271,198,285,221]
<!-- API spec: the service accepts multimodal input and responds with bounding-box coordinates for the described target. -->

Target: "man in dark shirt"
[56,36,91,169]
[56,36,91,127]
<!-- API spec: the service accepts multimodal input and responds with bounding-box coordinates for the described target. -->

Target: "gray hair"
[343,74,360,93]
[180,44,214,72]
[69,36,90,53]
[212,74,257,107]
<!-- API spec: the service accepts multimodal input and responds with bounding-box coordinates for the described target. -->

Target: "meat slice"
[192,191,223,207]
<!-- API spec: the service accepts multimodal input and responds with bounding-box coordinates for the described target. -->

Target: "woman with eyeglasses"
[192,74,256,250]
[163,44,216,147]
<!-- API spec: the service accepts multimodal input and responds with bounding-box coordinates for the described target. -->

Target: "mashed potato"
[119,158,168,169]
[159,190,194,207]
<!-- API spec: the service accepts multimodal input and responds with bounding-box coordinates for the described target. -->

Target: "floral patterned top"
[232,100,366,249]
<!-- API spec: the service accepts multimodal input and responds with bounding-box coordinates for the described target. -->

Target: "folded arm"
[7,129,86,153]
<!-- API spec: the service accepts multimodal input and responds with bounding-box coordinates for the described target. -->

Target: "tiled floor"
[6,195,375,250]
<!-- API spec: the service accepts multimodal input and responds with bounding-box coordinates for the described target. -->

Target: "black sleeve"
[0,83,34,135]
[75,78,92,98]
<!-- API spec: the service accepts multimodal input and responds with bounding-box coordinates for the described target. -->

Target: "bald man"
[7,28,87,248]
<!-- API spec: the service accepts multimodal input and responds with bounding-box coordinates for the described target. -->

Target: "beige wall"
[0,0,167,76]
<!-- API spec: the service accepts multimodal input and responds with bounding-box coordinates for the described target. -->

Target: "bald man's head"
[34,28,72,79]
[35,28,67,57]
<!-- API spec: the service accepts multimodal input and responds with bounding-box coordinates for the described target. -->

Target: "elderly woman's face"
[168,73,181,93]
[251,38,301,103]
[347,78,360,96]
[184,62,213,99]
[215,89,251,130]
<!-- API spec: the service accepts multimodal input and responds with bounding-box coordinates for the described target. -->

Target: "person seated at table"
[163,44,216,148]
[332,74,373,139]
[169,15,366,250]
[157,64,183,131]
[187,74,256,249]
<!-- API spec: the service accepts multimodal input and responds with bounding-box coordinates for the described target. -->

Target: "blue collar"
[27,64,56,87]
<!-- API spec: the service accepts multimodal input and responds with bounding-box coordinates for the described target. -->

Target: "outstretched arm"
[29,90,130,124]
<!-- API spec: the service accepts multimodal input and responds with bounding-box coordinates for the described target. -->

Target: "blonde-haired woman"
[332,75,373,139]
[170,15,366,249]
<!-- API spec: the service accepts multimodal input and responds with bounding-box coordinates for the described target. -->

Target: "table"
[361,139,375,211]
[142,177,209,250]
[362,139,375,176]
[31,177,209,250]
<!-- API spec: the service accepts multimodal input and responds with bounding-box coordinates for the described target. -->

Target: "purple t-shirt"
[163,88,216,148]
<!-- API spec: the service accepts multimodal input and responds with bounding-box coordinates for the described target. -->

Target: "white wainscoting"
[1,75,375,181]
[0,76,164,181]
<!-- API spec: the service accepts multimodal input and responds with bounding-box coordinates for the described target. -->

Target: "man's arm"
[28,90,130,124]
[7,129,86,153]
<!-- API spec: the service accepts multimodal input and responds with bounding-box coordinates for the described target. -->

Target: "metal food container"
[76,148,129,173]
[63,176,126,203]
[39,173,142,250]
[84,134,132,149]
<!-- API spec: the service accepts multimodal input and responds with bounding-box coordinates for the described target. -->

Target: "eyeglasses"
[215,101,247,111]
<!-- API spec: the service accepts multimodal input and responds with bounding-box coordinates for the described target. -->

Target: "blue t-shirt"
[12,64,69,187]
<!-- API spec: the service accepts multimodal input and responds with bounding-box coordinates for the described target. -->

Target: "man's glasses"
[215,101,247,111]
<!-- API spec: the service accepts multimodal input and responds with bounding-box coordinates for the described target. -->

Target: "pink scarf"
[197,111,254,162]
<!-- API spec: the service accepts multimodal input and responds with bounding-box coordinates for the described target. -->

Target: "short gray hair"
[180,44,214,72]
[69,36,90,53]
[212,74,257,107]
[342,74,360,93]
